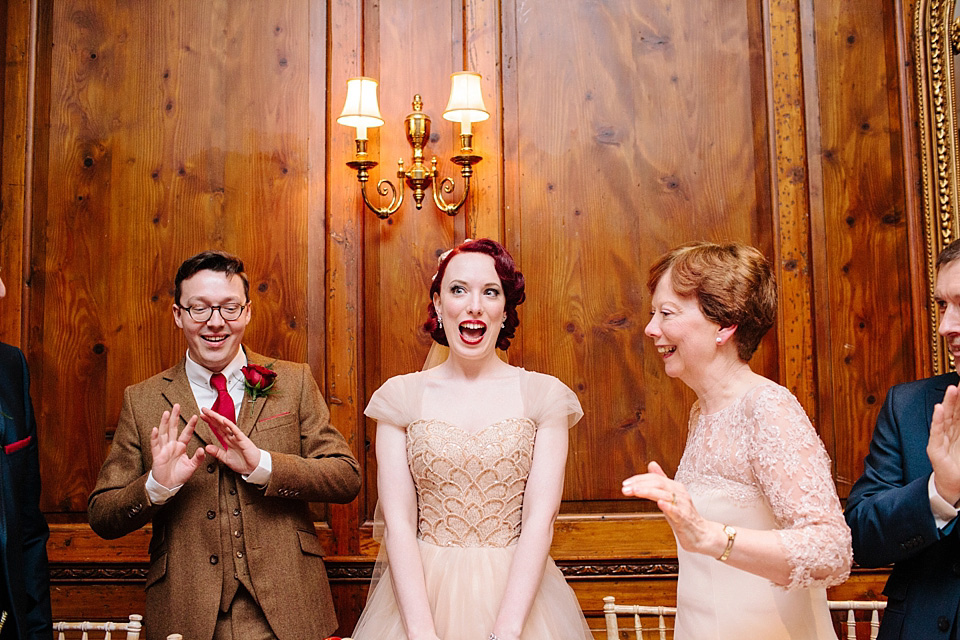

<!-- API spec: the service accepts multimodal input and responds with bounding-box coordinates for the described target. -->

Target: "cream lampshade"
[337,76,384,140]
[442,71,489,135]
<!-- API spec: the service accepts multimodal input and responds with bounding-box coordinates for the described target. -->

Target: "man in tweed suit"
[89,251,361,640]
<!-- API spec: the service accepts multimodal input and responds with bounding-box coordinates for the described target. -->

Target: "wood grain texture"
[326,0,367,554]
[809,0,916,495]
[0,0,34,347]
[505,0,775,502]
[769,0,816,417]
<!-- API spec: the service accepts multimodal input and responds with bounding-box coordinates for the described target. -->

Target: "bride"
[351,238,592,640]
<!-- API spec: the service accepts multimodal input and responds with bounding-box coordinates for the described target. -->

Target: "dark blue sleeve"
[13,348,52,639]
[845,383,942,568]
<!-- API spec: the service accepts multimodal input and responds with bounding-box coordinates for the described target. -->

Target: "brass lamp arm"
[431,159,476,216]
[349,158,406,220]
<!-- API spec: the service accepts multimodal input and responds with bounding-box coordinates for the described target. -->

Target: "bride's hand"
[622,461,723,556]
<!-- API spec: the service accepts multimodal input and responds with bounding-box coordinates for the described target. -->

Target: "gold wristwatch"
[718,524,737,561]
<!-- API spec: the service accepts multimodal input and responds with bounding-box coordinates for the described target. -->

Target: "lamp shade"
[337,77,384,129]
[442,71,489,124]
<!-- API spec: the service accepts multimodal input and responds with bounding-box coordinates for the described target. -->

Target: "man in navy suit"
[847,238,960,639]
[0,273,52,640]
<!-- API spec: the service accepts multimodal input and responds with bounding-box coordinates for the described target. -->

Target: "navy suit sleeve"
[845,383,941,568]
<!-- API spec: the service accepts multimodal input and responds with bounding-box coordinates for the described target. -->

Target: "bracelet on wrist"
[717,524,737,562]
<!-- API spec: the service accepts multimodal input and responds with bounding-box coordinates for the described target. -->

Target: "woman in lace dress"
[352,238,592,640]
[621,241,852,640]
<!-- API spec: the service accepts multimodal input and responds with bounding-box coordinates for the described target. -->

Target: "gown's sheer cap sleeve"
[520,369,584,428]
[363,373,417,427]
[748,385,853,590]
[364,372,422,547]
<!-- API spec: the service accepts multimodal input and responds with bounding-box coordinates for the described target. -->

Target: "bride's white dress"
[673,383,852,640]
[351,367,592,640]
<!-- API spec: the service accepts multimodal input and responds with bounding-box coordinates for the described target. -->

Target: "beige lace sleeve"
[747,385,853,590]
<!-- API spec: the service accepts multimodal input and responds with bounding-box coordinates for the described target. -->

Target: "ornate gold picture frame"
[916,0,960,372]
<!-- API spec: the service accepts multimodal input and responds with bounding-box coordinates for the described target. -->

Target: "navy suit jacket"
[846,371,960,639]
[0,342,51,640]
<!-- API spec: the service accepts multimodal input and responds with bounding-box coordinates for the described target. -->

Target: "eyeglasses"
[177,303,247,322]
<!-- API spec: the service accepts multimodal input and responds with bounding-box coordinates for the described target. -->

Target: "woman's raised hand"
[622,461,722,556]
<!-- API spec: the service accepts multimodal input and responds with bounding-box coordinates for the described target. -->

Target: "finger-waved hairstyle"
[424,238,525,350]
[647,241,776,362]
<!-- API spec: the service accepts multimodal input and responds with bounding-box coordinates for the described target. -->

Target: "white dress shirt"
[930,472,960,530]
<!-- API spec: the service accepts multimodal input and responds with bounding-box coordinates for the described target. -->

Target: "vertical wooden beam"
[767,0,817,416]
[461,0,503,243]
[898,0,932,381]
[0,0,37,348]
[326,0,365,555]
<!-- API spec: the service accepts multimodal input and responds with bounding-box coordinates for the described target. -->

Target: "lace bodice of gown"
[408,417,535,547]
[674,382,851,590]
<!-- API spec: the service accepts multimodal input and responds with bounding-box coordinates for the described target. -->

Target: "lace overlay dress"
[352,368,592,640]
[673,383,852,640]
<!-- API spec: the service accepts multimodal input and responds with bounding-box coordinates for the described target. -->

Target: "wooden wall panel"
[0,0,32,347]
[506,0,775,503]
[809,0,916,494]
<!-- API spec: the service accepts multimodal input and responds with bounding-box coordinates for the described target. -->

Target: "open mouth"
[657,345,676,355]
[202,335,229,345]
[459,321,487,345]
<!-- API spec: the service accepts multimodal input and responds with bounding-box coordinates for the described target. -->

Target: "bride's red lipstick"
[458,320,487,345]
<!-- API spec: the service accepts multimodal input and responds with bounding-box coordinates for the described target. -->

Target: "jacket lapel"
[237,348,268,437]
[160,360,212,448]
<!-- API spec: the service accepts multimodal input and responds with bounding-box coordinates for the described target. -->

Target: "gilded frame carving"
[917,0,960,373]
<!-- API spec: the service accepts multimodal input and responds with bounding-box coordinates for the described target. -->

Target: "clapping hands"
[150,404,205,488]
[149,403,262,487]
[200,406,261,475]
[928,385,960,504]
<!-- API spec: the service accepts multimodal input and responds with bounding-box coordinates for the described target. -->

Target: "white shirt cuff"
[242,449,272,487]
[146,470,183,505]
[929,473,959,529]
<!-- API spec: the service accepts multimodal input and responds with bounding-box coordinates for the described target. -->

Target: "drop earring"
[438,316,443,329]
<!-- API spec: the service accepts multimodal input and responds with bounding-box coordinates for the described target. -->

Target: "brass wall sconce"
[337,72,489,220]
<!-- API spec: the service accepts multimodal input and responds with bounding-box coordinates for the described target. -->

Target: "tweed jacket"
[88,349,361,640]
[0,342,51,640]
[846,371,960,639]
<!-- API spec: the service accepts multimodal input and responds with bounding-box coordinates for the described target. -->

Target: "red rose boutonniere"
[241,362,277,415]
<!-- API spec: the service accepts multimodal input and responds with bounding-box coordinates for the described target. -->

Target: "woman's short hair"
[647,241,776,362]
[424,238,526,350]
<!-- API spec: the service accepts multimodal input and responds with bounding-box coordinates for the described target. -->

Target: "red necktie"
[210,373,235,449]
